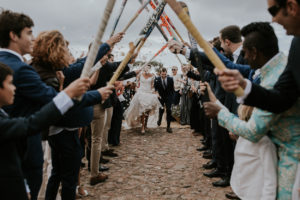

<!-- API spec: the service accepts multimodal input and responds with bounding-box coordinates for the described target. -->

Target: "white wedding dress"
[124,74,161,128]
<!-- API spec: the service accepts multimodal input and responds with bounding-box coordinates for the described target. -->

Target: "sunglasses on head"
[268,4,281,17]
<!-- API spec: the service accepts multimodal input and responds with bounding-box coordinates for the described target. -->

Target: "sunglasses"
[172,69,177,71]
[268,4,281,17]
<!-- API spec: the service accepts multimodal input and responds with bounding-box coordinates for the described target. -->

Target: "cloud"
[2,0,293,71]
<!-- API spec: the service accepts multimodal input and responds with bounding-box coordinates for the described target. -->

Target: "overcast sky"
[1,0,293,70]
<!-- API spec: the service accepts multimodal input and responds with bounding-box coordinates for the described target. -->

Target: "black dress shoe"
[157,120,161,126]
[196,146,209,152]
[100,156,109,164]
[202,161,217,169]
[99,165,109,172]
[202,151,212,159]
[203,169,225,178]
[203,149,211,154]
[225,192,241,200]
[102,150,118,157]
[212,177,230,187]
[166,127,172,133]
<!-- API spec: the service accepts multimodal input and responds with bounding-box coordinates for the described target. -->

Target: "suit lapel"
[0,109,8,118]
[236,53,247,65]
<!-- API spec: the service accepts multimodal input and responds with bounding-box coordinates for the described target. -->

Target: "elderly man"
[171,66,182,105]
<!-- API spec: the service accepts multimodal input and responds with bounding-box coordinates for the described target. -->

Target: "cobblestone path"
[80,124,230,200]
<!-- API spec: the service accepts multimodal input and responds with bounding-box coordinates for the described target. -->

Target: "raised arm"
[63,43,111,86]
[217,107,280,142]
[213,48,251,78]
[0,76,92,143]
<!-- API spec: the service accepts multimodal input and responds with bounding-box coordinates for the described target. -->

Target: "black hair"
[0,62,13,88]
[275,0,300,7]
[161,67,167,73]
[220,25,242,43]
[210,36,224,52]
[241,22,279,59]
[0,10,34,48]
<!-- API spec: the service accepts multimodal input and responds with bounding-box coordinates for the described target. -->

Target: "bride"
[124,65,161,133]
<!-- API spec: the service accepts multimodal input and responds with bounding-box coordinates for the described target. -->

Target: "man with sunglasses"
[217,0,300,113]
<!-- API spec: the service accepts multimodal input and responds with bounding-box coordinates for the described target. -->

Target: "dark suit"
[0,43,110,200]
[186,70,215,147]
[189,48,246,176]
[154,76,175,127]
[91,61,130,108]
[0,102,64,200]
[108,70,137,146]
[244,37,300,113]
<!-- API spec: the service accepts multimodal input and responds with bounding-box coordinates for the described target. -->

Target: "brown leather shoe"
[90,173,108,186]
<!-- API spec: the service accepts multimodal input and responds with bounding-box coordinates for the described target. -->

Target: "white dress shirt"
[0,48,24,62]
[49,92,79,136]
[232,45,242,63]
[172,73,182,91]
[52,91,74,115]
[1,91,73,117]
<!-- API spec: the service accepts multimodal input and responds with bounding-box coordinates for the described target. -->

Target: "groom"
[155,68,175,133]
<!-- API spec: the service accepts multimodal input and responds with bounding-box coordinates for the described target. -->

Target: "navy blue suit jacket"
[189,47,253,80]
[0,43,110,168]
[0,101,64,200]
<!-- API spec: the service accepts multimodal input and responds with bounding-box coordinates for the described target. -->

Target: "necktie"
[162,78,166,89]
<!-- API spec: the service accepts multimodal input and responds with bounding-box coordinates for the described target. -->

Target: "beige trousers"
[101,107,113,152]
[90,105,113,177]
[38,141,52,200]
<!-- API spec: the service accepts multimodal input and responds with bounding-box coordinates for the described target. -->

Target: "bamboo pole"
[108,42,137,85]
[110,0,128,37]
[165,0,244,96]
[122,0,151,33]
[80,0,116,79]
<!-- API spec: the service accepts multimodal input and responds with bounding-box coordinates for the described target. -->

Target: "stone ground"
[79,122,231,200]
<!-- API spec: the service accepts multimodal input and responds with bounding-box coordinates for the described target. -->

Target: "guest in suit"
[216,0,300,114]
[206,22,300,199]
[169,25,248,187]
[154,67,175,133]
[0,62,91,200]
[0,10,116,200]
[89,53,138,186]
[203,22,285,199]
[30,30,118,199]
